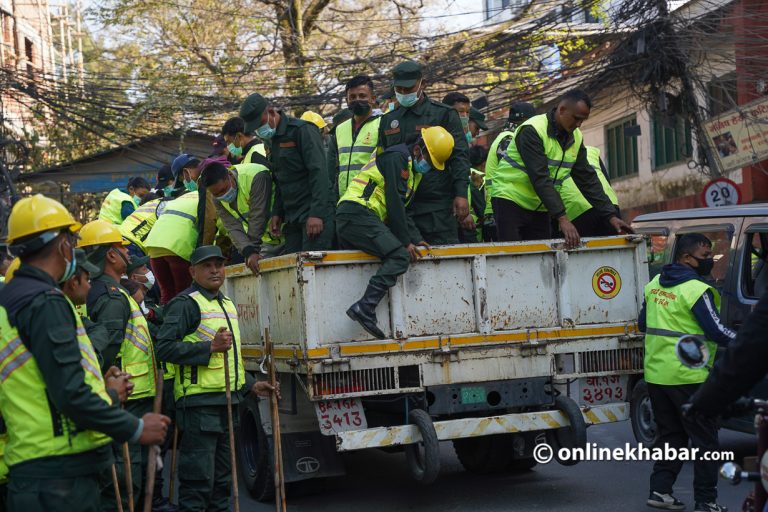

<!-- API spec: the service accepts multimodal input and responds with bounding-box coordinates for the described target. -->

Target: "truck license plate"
[315,398,367,435]
[578,375,627,405]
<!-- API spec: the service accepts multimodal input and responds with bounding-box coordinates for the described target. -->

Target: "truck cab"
[631,204,768,442]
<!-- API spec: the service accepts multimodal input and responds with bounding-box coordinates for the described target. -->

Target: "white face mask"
[144,270,156,290]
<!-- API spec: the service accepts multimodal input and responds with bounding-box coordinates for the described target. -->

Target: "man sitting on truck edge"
[336,126,454,339]
[639,233,735,512]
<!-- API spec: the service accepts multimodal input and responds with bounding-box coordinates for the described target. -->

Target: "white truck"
[224,236,648,500]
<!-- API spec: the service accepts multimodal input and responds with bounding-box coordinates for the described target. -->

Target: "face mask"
[396,90,420,108]
[59,240,77,283]
[144,270,156,290]
[132,195,141,207]
[217,184,238,203]
[414,157,432,174]
[460,115,470,129]
[350,101,371,116]
[257,112,276,140]
[465,132,473,144]
[227,143,242,158]
[388,102,396,113]
[693,256,715,276]
[162,185,174,197]
[184,179,198,192]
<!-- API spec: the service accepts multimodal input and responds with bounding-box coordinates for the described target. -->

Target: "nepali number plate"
[315,398,367,435]
[578,375,628,405]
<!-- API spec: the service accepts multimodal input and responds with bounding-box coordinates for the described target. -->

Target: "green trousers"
[8,475,100,511]
[177,405,239,512]
[283,214,335,254]
[408,208,459,245]
[336,208,410,289]
[100,397,153,512]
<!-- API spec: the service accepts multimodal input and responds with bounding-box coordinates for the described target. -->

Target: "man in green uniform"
[337,126,453,338]
[155,245,278,512]
[639,234,734,512]
[327,75,381,202]
[378,61,470,245]
[239,93,335,253]
[79,220,158,510]
[468,107,488,143]
[0,195,169,511]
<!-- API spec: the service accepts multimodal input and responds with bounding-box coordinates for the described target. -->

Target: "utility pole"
[58,4,68,86]
[75,0,84,87]
[44,0,57,81]
[65,3,75,84]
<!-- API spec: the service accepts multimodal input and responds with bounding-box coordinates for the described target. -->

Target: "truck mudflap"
[335,402,628,452]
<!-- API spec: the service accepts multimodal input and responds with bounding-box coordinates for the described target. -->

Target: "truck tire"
[453,435,513,474]
[507,457,537,472]
[630,379,659,446]
[545,395,587,466]
[404,409,441,484]
[237,395,275,502]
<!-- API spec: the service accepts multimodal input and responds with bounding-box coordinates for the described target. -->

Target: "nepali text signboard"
[704,95,768,173]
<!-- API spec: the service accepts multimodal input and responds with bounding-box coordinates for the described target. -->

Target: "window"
[652,111,693,169]
[741,229,768,299]
[644,233,669,279]
[604,115,639,179]
[674,225,735,292]
[708,73,737,117]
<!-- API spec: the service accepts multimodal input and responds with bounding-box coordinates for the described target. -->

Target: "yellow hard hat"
[301,111,327,130]
[4,257,20,282]
[421,126,455,171]
[6,194,81,245]
[77,219,129,248]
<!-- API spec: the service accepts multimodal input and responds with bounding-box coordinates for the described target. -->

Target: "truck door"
[733,224,768,329]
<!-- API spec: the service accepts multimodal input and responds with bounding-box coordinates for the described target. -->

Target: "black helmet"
[508,102,536,123]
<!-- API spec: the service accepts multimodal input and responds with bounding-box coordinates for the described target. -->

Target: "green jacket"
[0,265,140,479]
[266,113,335,224]
[155,282,255,408]
[87,274,132,372]
[377,94,470,214]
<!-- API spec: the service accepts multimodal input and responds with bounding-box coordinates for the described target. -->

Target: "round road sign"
[701,177,741,208]
[592,266,622,300]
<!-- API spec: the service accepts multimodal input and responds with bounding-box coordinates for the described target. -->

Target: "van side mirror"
[676,335,710,369]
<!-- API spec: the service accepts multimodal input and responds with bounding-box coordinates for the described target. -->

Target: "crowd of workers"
[0,58,648,512]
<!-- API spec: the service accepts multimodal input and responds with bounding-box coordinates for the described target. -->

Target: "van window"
[742,230,768,299]
[674,226,734,291]
[646,234,669,279]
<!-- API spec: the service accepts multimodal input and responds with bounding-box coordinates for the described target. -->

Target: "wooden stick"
[265,329,286,512]
[224,349,240,512]
[168,425,179,503]
[123,441,134,512]
[111,464,124,512]
[142,370,164,512]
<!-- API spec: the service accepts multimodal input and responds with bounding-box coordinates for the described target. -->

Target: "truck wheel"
[453,435,513,474]
[404,409,441,484]
[545,395,587,466]
[507,457,537,472]
[630,379,659,446]
[237,395,275,502]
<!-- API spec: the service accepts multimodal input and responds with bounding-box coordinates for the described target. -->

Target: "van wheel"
[630,379,659,446]
[237,395,274,502]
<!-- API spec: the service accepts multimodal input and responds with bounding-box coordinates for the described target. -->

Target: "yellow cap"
[421,126,455,171]
[77,219,129,248]
[6,194,81,245]
[4,257,20,282]
[300,111,327,130]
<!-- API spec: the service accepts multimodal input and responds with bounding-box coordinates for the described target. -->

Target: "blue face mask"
[59,240,77,283]
[217,184,238,203]
[257,113,276,140]
[396,91,420,108]
[227,143,242,158]
[414,157,432,174]
[388,102,396,112]
[465,132,473,144]
[132,195,141,207]
[184,179,198,192]
[162,185,175,197]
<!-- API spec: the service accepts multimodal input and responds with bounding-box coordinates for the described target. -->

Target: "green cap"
[469,107,488,131]
[190,245,225,265]
[393,60,422,88]
[74,248,99,274]
[239,93,268,133]
[126,255,150,275]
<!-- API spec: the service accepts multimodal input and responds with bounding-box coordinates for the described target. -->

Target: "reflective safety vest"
[120,199,162,253]
[0,300,112,468]
[643,274,719,385]
[337,154,421,222]
[561,146,619,221]
[74,302,87,317]
[99,188,135,225]
[174,291,245,401]
[336,116,381,197]
[491,114,583,212]
[144,192,199,261]
[116,287,156,400]
[223,164,282,247]
[0,429,7,485]
[244,142,267,161]
[485,130,514,219]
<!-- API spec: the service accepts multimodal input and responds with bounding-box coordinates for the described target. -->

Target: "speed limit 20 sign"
[701,177,741,208]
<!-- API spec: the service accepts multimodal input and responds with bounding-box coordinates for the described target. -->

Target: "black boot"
[346,283,388,339]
